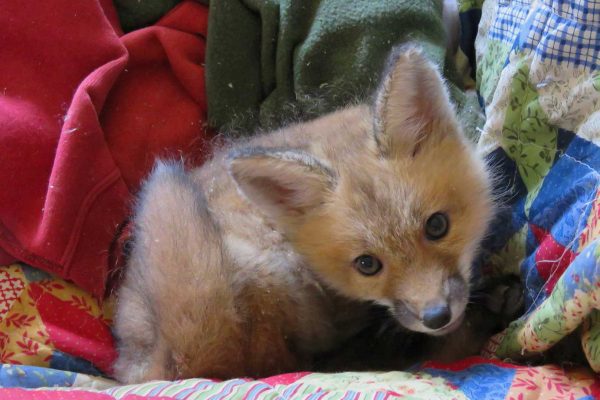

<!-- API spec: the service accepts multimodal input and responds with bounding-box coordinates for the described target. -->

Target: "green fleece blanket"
[114,0,182,32]
[205,0,458,132]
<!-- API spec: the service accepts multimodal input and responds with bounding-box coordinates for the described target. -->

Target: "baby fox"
[113,44,494,383]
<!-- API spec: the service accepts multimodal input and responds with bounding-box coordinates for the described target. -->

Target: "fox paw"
[485,277,524,320]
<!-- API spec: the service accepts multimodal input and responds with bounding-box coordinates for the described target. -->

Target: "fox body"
[113,45,494,383]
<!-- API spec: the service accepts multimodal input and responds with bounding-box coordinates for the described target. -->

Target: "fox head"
[228,45,494,336]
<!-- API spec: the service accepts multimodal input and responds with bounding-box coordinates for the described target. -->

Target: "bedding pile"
[0,261,597,398]
[0,356,599,399]
[475,0,600,372]
[0,0,600,399]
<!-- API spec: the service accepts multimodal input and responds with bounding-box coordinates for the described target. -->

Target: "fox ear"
[373,44,458,157]
[228,148,334,220]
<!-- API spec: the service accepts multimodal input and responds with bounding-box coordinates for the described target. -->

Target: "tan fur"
[113,45,494,383]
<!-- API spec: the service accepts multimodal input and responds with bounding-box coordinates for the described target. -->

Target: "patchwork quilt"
[1,0,600,399]
[0,358,599,399]
[0,264,115,376]
[1,262,595,399]
[475,0,600,372]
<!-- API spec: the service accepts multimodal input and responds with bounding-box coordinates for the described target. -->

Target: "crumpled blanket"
[1,261,599,399]
[1,0,600,399]
[0,358,598,399]
[0,0,212,297]
[205,0,460,132]
[475,0,600,371]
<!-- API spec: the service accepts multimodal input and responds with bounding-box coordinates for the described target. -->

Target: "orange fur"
[113,44,494,383]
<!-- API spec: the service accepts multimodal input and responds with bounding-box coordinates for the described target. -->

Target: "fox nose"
[422,303,451,329]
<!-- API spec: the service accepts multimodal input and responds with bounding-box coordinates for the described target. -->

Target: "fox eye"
[425,212,449,240]
[353,255,383,276]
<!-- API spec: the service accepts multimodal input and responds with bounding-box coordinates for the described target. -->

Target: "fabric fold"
[0,0,211,297]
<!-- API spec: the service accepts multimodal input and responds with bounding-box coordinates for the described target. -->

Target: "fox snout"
[421,303,452,330]
[391,274,468,335]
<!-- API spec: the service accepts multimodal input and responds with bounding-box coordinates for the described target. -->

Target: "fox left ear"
[228,148,335,221]
[373,44,458,157]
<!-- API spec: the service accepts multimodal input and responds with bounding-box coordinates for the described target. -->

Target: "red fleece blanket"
[0,0,211,297]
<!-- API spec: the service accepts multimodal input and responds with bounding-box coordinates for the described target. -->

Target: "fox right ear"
[372,44,458,157]
[227,148,335,221]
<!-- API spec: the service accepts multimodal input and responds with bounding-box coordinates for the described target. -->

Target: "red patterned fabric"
[29,283,116,373]
[0,264,115,372]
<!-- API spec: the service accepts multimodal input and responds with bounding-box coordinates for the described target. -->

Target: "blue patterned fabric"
[423,363,516,399]
[0,364,77,388]
[489,0,530,43]
[521,0,600,70]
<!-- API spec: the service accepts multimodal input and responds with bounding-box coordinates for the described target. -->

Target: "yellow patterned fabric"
[0,263,115,375]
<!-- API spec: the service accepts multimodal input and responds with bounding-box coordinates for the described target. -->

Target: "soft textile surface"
[205,0,459,131]
[0,262,599,399]
[2,0,600,398]
[114,0,181,32]
[0,264,114,375]
[0,359,598,399]
[0,0,212,297]
[474,0,600,371]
